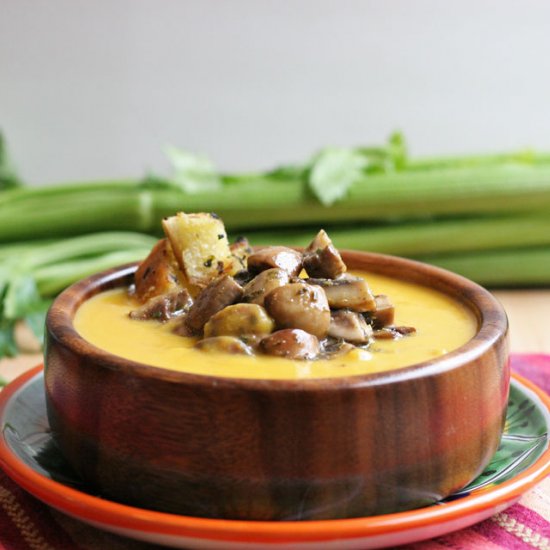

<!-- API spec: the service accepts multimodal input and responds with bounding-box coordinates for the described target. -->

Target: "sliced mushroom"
[307,275,376,312]
[129,289,192,322]
[204,303,275,338]
[374,326,416,340]
[393,325,416,336]
[242,268,290,306]
[264,283,330,338]
[184,275,243,334]
[303,229,347,279]
[328,310,373,344]
[321,338,356,358]
[247,246,303,277]
[195,336,253,355]
[261,329,320,360]
[367,294,395,329]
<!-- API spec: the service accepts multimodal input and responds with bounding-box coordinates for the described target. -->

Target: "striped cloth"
[0,354,549,550]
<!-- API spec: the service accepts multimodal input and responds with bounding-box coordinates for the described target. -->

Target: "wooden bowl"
[44,251,509,521]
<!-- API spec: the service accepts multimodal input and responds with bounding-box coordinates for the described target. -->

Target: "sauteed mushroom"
[242,268,290,306]
[204,303,275,338]
[367,294,395,329]
[247,246,303,277]
[321,339,355,358]
[307,275,376,312]
[303,229,347,279]
[261,329,320,360]
[129,289,192,322]
[328,310,373,344]
[264,282,330,338]
[184,275,243,334]
[130,213,416,360]
[374,326,417,340]
[195,336,253,355]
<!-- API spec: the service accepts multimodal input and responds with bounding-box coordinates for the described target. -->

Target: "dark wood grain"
[44,252,509,520]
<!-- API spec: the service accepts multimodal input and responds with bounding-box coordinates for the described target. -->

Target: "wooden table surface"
[1,289,549,384]
[493,289,550,354]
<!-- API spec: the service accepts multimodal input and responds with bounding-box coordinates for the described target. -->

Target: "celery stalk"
[17,232,157,270]
[2,164,550,241]
[406,151,550,171]
[33,249,152,296]
[243,213,550,257]
[418,247,550,287]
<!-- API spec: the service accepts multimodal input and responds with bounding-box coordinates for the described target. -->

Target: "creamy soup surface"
[74,271,477,380]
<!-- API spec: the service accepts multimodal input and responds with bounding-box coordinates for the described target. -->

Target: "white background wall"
[1,0,550,185]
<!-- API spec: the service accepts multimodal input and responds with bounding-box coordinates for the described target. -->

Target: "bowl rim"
[45,250,508,391]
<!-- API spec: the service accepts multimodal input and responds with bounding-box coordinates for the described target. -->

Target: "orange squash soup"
[74,270,477,380]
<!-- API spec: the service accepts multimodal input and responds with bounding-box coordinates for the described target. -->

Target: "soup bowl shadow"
[44,250,509,521]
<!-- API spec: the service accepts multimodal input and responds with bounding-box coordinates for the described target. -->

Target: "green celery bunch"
[2,133,550,242]
[2,131,550,358]
[0,232,157,358]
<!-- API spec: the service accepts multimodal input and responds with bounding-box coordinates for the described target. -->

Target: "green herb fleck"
[203,256,214,268]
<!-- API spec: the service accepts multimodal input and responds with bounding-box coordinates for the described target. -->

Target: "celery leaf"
[388,131,408,170]
[24,303,50,347]
[308,148,367,206]
[0,319,17,358]
[164,146,222,193]
[3,275,42,320]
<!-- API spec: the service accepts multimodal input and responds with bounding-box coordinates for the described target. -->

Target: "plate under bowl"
[0,367,549,549]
